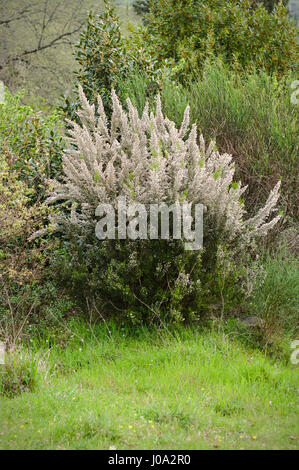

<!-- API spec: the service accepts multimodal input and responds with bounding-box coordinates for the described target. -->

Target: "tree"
[64,0,160,119]
[0,1,89,71]
[132,0,150,16]
[0,0,101,104]
[259,0,288,13]
[66,1,129,118]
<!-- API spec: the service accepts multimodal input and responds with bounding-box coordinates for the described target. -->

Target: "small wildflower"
[252,435,257,440]
[128,425,133,429]
[20,425,24,429]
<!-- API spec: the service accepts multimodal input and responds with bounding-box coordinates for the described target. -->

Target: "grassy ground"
[0,321,298,450]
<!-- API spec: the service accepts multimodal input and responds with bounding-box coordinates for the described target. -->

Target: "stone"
[237,316,264,327]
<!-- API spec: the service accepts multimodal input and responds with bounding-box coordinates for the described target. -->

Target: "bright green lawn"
[0,321,298,450]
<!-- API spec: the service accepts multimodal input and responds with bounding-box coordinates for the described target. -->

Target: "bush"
[46,87,281,324]
[248,251,299,336]
[0,88,63,198]
[0,89,70,345]
[142,0,298,80]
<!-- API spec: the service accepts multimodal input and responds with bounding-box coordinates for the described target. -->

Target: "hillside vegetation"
[0,0,298,451]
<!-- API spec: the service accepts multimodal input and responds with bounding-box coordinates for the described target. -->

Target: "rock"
[237,316,264,327]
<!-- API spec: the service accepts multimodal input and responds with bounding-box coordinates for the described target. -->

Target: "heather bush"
[45,88,281,324]
[119,61,298,221]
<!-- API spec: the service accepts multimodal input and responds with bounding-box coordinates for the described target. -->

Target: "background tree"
[63,0,160,120]
[259,0,288,13]
[0,0,105,106]
[132,0,150,16]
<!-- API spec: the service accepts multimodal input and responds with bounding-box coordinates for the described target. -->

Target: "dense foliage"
[142,0,298,79]
[0,89,63,198]
[64,0,159,119]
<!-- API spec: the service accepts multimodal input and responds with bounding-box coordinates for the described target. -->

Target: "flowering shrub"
[49,86,281,243]
[47,88,281,323]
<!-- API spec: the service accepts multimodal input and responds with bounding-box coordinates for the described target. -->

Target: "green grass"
[0,321,298,450]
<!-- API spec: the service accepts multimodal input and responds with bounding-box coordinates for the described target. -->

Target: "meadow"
[0,321,298,450]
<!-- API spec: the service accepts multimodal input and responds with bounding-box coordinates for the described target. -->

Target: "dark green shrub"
[0,88,63,198]
[68,2,128,118]
[51,238,204,325]
[143,0,298,80]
